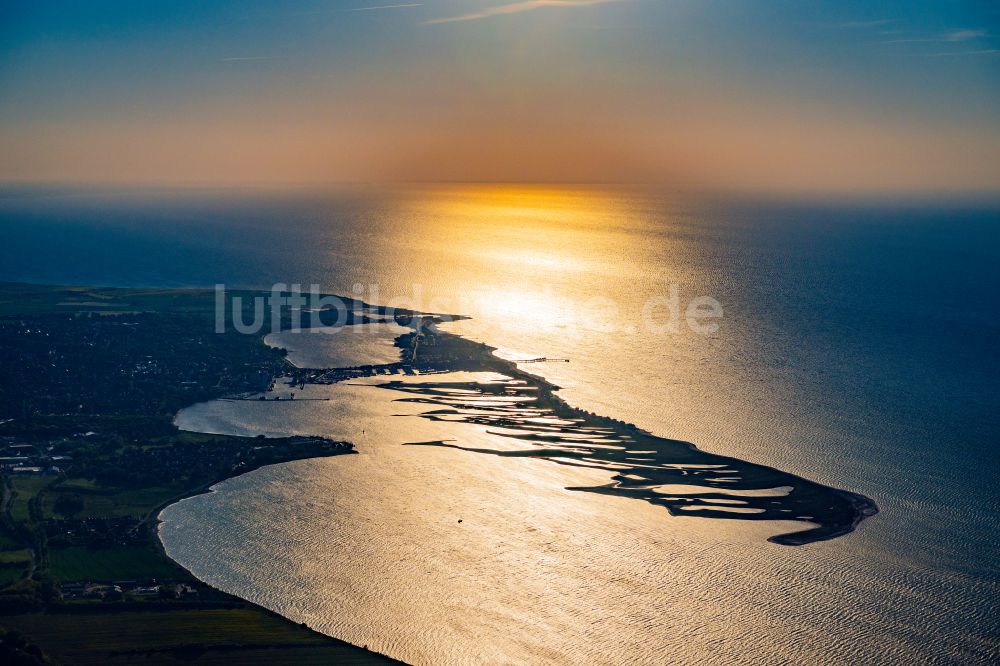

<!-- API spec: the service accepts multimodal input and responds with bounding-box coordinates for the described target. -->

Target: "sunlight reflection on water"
[80,184,993,664]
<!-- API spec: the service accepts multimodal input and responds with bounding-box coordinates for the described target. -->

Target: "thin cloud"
[927,49,999,57]
[423,0,621,26]
[882,28,988,44]
[881,38,939,44]
[944,29,987,42]
[826,19,895,29]
[352,3,423,11]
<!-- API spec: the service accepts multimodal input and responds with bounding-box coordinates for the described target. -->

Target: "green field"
[0,284,220,317]
[0,609,395,665]
[8,476,54,523]
[0,530,23,550]
[57,478,101,492]
[0,566,26,586]
[44,482,184,519]
[48,546,183,582]
[0,550,31,565]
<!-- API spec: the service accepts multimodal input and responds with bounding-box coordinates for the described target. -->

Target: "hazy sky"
[1,0,998,192]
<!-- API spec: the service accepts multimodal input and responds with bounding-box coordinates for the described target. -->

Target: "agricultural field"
[43,480,184,520]
[48,546,183,582]
[8,476,55,523]
[0,608,394,665]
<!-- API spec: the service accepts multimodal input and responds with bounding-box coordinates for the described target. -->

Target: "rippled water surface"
[3,185,998,663]
[265,322,411,368]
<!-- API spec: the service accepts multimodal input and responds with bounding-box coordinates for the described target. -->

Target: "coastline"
[151,451,405,666]
[156,320,883,663]
[0,282,414,664]
[1,281,881,663]
[380,326,880,546]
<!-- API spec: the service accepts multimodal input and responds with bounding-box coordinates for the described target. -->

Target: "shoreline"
[153,320,882,661]
[187,319,879,550]
[150,450,405,666]
[0,281,411,664]
[388,326,880,545]
[0,281,880,662]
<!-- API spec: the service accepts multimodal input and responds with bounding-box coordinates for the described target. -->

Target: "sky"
[1,0,998,193]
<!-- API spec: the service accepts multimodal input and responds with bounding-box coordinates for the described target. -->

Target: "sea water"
[2,184,997,663]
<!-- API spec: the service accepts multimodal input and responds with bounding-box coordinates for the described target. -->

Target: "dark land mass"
[0,283,404,665]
